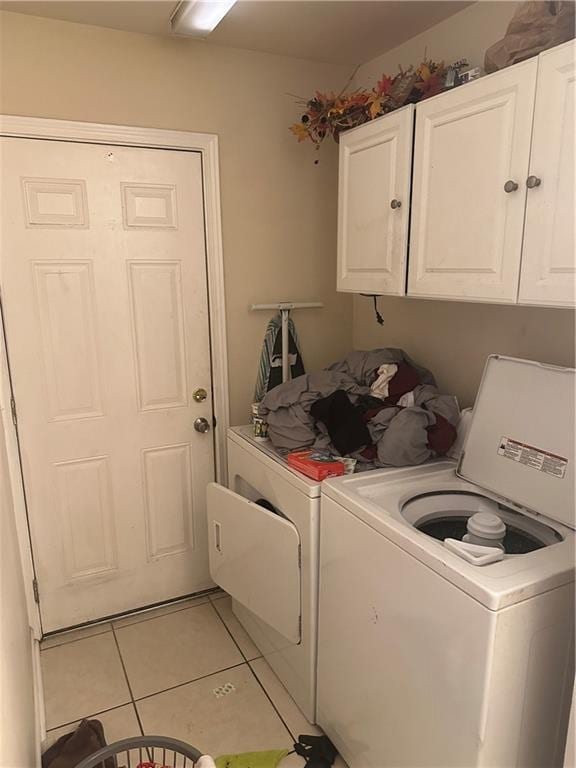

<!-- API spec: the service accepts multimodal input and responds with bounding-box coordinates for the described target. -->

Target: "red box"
[287,450,345,481]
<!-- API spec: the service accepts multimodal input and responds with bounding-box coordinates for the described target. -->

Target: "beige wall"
[354,297,575,408]
[356,1,520,85]
[0,404,37,767]
[0,10,352,425]
[353,1,575,408]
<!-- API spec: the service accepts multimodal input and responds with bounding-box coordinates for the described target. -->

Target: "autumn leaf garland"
[290,59,446,151]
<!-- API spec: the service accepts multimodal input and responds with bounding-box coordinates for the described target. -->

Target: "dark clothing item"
[311,390,371,455]
[294,735,338,768]
[268,322,305,391]
[360,444,378,461]
[427,413,458,456]
[254,313,305,402]
[258,371,369,452]
[355,394,390,422]
[388,362,422,398]
[42,719,115,768]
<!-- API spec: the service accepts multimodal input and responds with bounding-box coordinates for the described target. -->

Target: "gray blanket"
[327,348,436,387]
[258,349,459,467]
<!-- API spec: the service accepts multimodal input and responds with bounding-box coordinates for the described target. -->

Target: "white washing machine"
[317,356,575,768]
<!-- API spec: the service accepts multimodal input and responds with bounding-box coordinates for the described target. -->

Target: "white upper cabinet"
[337,105,414,295]
[519,41,576,307]
[408,59,538,303]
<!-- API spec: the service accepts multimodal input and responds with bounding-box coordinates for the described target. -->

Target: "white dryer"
[317,356,575,768]
[207,426,322,722]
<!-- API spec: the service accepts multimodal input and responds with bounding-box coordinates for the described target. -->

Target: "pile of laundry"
[258,349,460,468]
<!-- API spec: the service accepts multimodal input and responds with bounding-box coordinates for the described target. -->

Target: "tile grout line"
[208,599,253,664]
[209,595,296,743]
[209,599,263,664]
[111,625,146,738]
[246,660,298,744]
[133,661,248,704]
[209,596,301,744]
[47,701,139,735]
[41,626,113,652]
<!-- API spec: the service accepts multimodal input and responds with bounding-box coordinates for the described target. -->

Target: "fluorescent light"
[170,0,237,38]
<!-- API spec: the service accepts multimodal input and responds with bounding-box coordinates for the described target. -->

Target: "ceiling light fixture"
[170,0,237,38]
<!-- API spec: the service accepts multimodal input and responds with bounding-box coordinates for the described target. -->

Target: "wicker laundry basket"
[74,735,204,768]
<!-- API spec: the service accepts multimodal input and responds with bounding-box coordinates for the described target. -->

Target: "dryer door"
[207,482,301,643]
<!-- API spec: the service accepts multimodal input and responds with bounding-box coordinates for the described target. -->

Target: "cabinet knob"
[504,180,519,193]
[526,175,542,189]
[390,199,402,209]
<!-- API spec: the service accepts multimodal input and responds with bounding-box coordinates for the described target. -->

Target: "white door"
[408,58,538,303]
[0,137,215,632]
[207,483,301,643]
[519,41,576,307]
[337,105,414,295]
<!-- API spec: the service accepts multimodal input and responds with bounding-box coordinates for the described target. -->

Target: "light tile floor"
[41,592,346,766]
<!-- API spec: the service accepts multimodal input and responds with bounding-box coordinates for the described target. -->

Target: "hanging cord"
[360,293,384,326]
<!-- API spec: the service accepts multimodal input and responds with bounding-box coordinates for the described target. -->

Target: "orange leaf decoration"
[418,63,432,81]
[290,57,450,156]
[367,95,384,119]
[289,123,311,142]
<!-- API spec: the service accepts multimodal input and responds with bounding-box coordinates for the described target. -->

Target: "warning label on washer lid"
[497,437,568,479]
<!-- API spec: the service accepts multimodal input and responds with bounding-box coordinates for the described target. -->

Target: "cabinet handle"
[526,175,542,189]
[504,180,519,193]
[390,199,402,209]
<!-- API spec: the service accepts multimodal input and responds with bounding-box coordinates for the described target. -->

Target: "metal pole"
[281,308,290,383]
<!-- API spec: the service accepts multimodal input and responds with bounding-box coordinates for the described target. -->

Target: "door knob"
[504,180,519,193]
[193,388,208,403]
[390,199,402,209]
[526,175,541,189]
[194,417,211,434]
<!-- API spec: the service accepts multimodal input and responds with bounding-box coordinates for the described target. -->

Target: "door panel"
[142,443,194,560]
[1,138,214,631]
[34,261,103,420]
[519,41,576,307]
[207,483,301,644]
[128,260,189,410]
[338,105,414,295]
[55,455,118,580]
[408,59,537,302]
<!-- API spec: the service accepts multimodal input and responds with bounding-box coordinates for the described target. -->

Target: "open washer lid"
[457,356,575,529]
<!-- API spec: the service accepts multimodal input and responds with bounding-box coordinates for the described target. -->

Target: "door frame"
[0,114,230,629]
[0,302,42,638]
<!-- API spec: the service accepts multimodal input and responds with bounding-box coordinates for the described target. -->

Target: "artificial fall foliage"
[290,59,447,151]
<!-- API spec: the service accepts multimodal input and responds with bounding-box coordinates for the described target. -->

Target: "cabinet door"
[337,105,414,295]
[408,59,537,303]
[519,41,576,307]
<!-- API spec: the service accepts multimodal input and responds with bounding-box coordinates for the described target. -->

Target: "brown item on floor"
[484,1,575,73]
[41,718,117,768]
